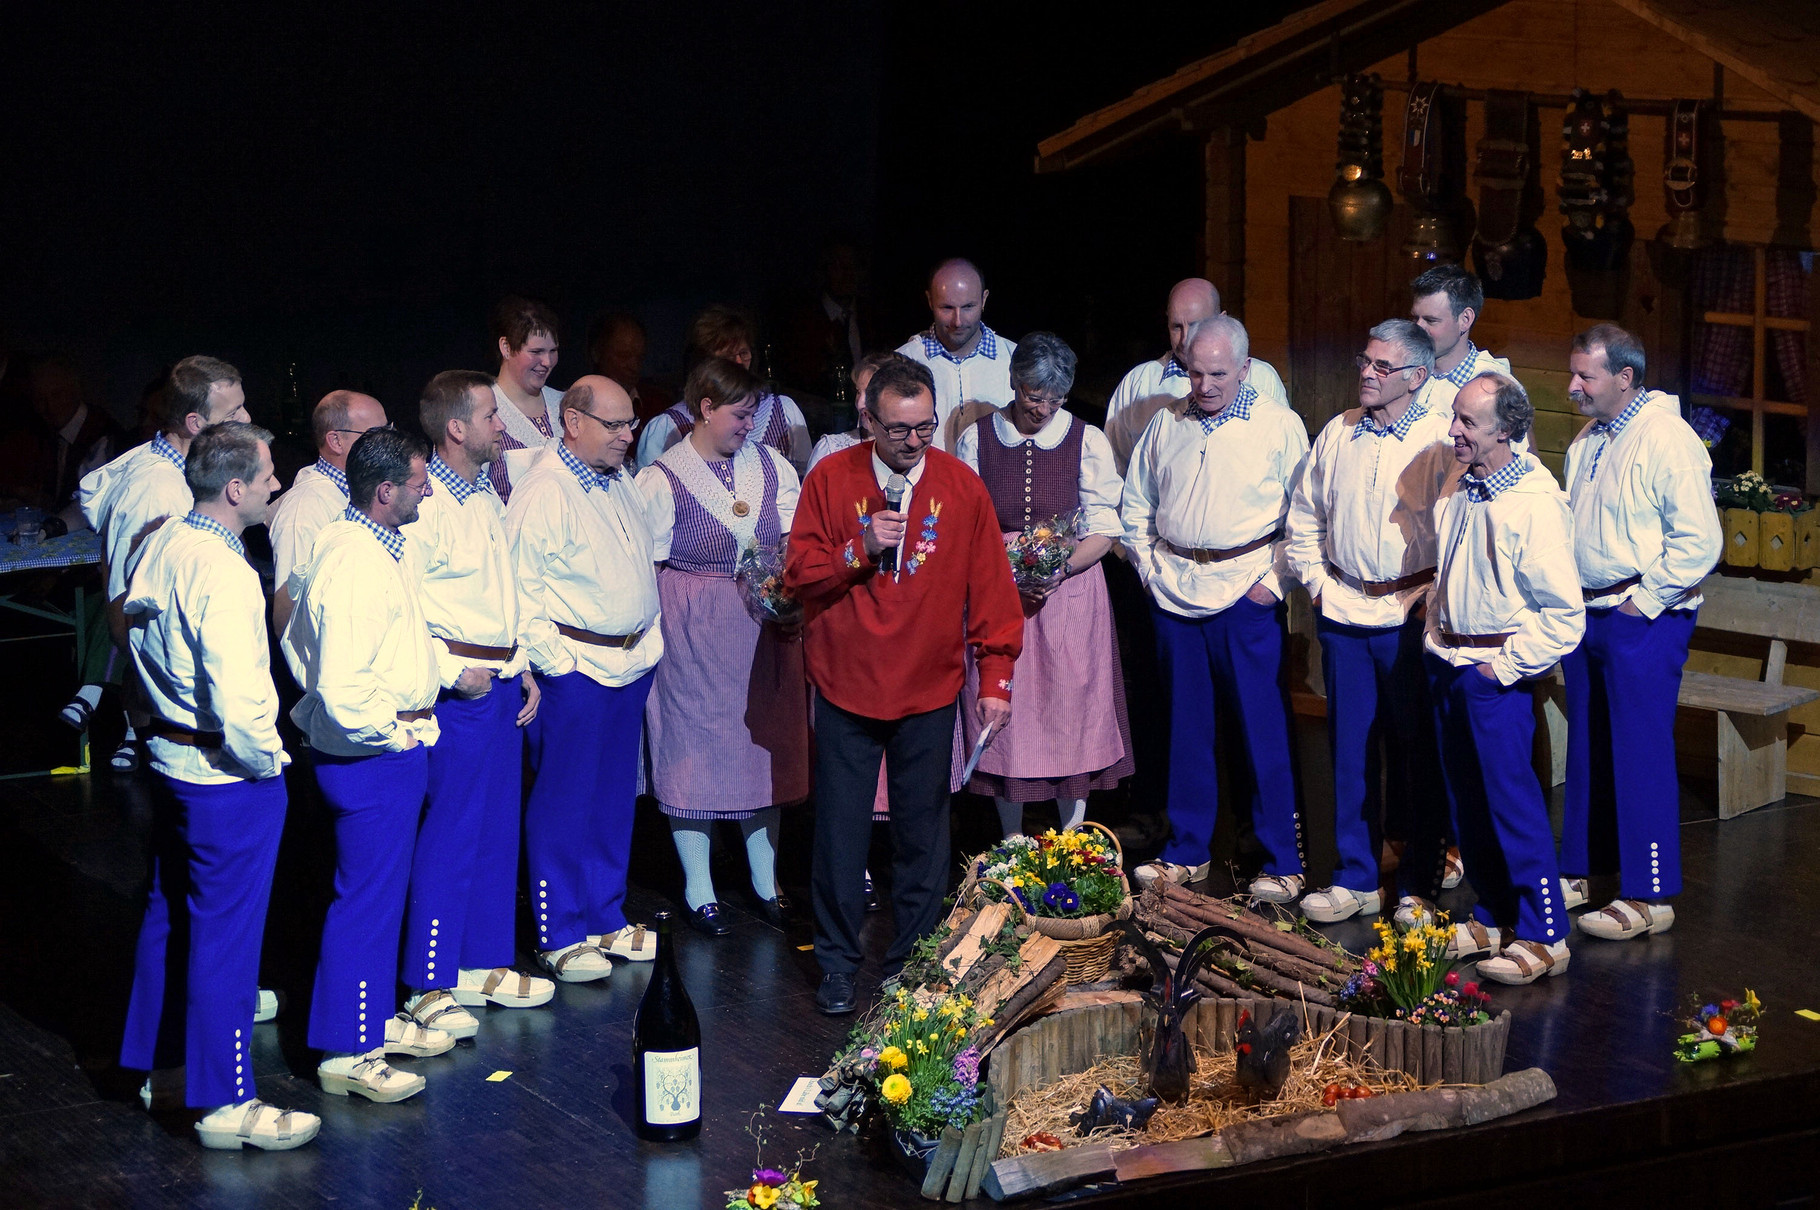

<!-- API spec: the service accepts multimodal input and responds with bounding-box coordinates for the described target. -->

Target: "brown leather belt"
[147,719,224,748]
[1583,572,1642,596]
[1165,529,1283,565]
[556,621,647,650]
[1330,563,1436,599]
[1440,631,1515,649]
[443,639,518,661]
[397,709,434,722]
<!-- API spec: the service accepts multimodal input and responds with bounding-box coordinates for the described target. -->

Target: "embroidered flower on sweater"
[905,502,943,575]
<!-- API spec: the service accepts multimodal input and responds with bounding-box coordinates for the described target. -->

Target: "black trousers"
[811,696,956,977]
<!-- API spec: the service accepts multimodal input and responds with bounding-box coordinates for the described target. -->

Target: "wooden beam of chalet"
[1606,0,1820,125]
[1033,0,1512,173]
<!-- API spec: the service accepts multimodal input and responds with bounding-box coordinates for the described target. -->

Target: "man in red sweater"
[788,358,1023,1015]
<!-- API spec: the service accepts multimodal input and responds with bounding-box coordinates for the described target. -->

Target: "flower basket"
[969,823,1133,985]
[1760,511,1795,571]
[1723,507,1759,568]
[886,1090,1006,1201]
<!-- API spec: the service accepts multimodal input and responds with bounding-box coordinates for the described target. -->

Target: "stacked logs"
[1131,884,1363,1008]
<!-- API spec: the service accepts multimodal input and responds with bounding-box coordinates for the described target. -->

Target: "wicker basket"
[973,822,1134,985]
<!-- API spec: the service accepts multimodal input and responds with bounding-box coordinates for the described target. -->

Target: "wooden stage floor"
[2,733,1819,1208]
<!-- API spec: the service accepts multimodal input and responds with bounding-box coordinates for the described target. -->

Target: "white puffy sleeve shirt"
[126,520,289,784]
[281,520,442,755]
[79,443,194,601]
[1120,401,1310,618]
[414,474,531,687]
[269,464,349,593]
[1425,458,1586,684]
[952,410,1124,540]
[1286,406,1457,628]
[1563,392,1722,617]
[505,446,664,688]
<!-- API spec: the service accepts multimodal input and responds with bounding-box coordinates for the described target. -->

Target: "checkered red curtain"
[1691,246,1809,406]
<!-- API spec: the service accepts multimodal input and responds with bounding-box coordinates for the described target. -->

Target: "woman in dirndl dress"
[636,357,810,936]
[954,332,1133,838]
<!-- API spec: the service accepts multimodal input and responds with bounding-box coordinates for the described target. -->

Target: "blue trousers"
[1427,655,1565,945]
[402,682,523,990]
[1561,607,1696,900]
[1319,616,1447,897]
[524,670,653,953]
[120,774,287,1108]
[308,746,430,1054]
[1153,599,1303,875]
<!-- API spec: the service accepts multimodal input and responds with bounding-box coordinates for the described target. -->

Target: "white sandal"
[1393,895,1436,929]
[1561,878,1590,911]
[537,942,612,983]
[590,925,657,962]
[1445,919,1504,959]
[385,1013,455,1057]
[1477,938,1570,985]
[1299,885,1380,923]
[1577,899,1673,941]
[1441,847,1465,889]
[453,966,555,1007]
[1132,860,1209,891]
[318,1052,426,1103]
[1248,873,1304,904]
[195,1099,321,1151]
[254,988,280,1023]
[403,989,478,1039]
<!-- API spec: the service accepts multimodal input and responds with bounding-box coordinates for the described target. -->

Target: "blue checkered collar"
[427,453,491,504]
[1461,455,1531,503]
[1353,399,1430,441]
[919,325,1001,365]
[1439,341,1483,388]
[313,457,350,498]
[558,439,621,493]
[1590,390,1652,439]
[150,431,186,471]
[342,505,405,561]
[1183,382,1257,433]
[181,511,244,558]
[1161,355,1188,380]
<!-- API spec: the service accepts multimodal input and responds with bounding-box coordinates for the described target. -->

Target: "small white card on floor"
[779,1076,822,1113]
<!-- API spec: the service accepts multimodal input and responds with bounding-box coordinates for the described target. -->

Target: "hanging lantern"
[1328,73,1393,242]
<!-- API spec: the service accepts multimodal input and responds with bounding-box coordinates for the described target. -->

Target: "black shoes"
[761,894,793,931]
[816,973,858,1016]
[689,902,731,936]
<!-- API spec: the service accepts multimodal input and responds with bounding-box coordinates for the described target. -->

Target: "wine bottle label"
[642,1047,700,1124]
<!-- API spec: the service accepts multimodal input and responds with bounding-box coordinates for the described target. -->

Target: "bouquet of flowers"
[974,828,1125,920]
[1337,913,1491,1027]
[722,1114,820,1209]
[1004,508,1082,591]
[737,539,802,626]
[1675,989,1762,1063]
[844,987,994,1138]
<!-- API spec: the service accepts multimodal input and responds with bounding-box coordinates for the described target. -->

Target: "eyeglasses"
[1017,392,1068,409]
[878,420,939,441]
[575,411,637,435]
[1355,355,1423,378]
[332,423,396,437]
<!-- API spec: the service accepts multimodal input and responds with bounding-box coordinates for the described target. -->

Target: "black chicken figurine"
[1233,1007,1301,1100]
[1069,1085,1160,1135]
[1115,920,1257,1103]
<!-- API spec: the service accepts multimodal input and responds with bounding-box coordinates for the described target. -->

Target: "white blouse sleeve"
[1076,424,1125,539]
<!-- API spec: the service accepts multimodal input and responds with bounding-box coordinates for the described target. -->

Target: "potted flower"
[970,824,1132,983]
[1715,472,1771,567]
[843,987,995,1174]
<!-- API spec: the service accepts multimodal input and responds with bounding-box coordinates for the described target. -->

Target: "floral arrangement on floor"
[736,539,802,626]
[847,986,995,1140]
[1675,989,1762,1063]
[1004,508,1082,591]
[723,1114,820,1210]
[1336,914,1493,1027]
[974,828,1125,919]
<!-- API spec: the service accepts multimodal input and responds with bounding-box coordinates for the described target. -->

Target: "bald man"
[506,374,663,984]
[270,390,392,633]
[896,258,1017,452]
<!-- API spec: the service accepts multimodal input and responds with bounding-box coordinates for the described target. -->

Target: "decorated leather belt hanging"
[1657,99,1710,250]
[1397,81,1470,265]
[1328,73,1392,242]
[1558,88,1634,317]
[1471,90,1546,300]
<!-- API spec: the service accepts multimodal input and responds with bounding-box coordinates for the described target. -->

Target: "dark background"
[3,2,1300,433]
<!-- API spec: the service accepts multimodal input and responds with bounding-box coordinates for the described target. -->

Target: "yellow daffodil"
[878,1045,908,1070]
[881,1074,912,1104]
[913,1008,928,1022]
[748,1184,780,1209]
[1745,988,1762,1015]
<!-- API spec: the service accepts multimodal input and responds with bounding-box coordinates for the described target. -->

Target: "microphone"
[879,473,908,572]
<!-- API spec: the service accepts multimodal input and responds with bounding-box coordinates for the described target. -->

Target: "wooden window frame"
[1691,244,1812,479]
